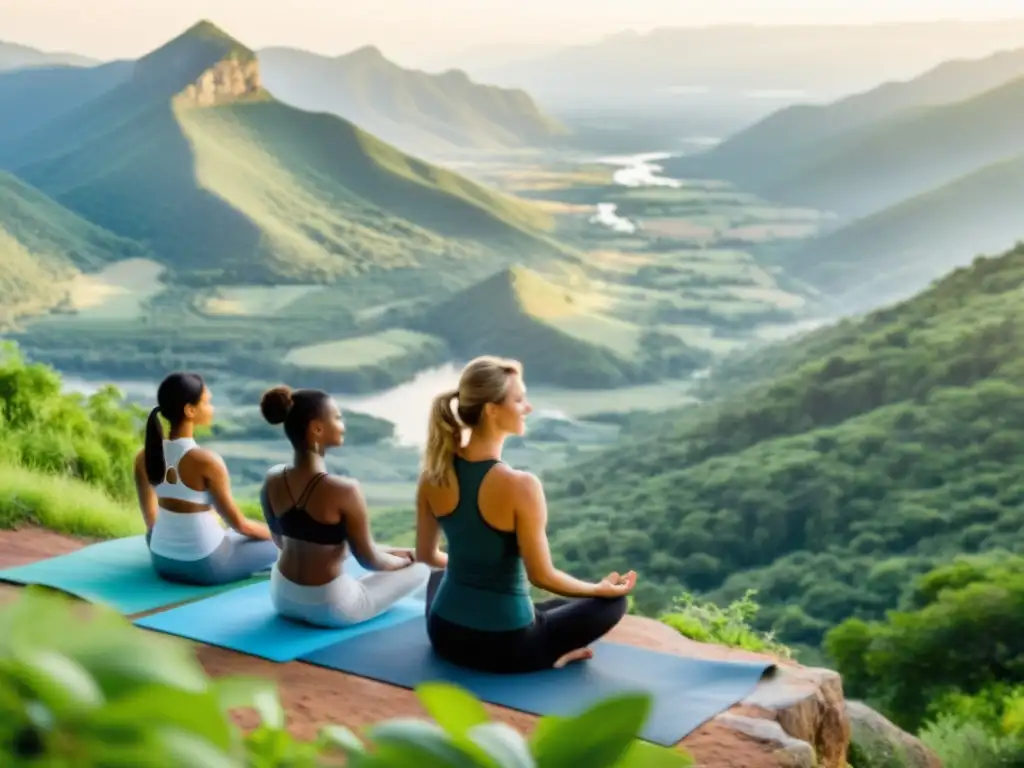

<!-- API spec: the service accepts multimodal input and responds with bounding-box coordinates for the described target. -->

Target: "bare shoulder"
[263,463,288,482]
[324,473,363,503]
[494,464,544,502]
[133,448,147,473]
[190,446,228,473]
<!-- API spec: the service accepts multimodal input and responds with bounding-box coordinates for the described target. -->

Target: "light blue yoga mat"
[300,619,775,746]
[0,535,266,615]
[133,579,426,662]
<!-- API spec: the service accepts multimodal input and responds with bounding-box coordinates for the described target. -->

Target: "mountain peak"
[148,19,254,63]
[133,20,261,103]
[339,45,390,67]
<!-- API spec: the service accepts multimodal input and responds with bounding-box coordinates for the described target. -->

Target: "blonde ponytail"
[421,356,523,488]
[423,388,462,487]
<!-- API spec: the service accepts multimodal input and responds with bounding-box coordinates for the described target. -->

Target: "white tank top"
[148,436,226,561]
[149,509,226,561]
[155,438,214,505]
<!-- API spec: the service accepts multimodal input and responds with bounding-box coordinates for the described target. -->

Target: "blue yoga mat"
[300,618,775,746]
[0,535,266,615]
[133,579,426,662]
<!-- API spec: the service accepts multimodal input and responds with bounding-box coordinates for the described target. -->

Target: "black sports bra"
[265,470,348,546]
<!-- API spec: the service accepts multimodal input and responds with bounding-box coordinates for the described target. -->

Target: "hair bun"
[260,385,294,425]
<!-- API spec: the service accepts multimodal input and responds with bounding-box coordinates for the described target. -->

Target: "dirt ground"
[0,526,796,767]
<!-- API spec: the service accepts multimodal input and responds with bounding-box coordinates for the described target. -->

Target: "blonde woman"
[415,356,636,673]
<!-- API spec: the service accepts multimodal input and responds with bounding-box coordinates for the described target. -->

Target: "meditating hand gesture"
[594,570,637,598]
[382,546,416,569]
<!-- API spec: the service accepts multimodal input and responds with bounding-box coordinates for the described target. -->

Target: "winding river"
[588,141,719,233]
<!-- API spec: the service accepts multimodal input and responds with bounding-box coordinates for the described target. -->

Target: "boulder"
[846,701,943,768]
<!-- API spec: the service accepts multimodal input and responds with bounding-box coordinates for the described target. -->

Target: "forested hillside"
[546,243,1024,658]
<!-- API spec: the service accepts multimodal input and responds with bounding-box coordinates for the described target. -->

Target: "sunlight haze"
[4,0,1024,65]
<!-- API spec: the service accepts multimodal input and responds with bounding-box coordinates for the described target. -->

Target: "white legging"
[270,561,430,628]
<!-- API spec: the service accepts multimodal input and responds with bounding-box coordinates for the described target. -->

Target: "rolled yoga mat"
[299,617,776,746]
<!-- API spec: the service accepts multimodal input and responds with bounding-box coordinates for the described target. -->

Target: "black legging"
[424,569,628,674]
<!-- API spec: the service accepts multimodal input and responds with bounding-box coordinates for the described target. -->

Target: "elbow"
[423,550,448,570]
[353,545,381,571]
[526,567,558,593]
[416,545,444,569]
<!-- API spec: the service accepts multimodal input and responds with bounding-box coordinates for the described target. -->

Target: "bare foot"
[553,647,594,668]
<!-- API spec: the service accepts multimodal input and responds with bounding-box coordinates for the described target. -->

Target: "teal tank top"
[429,456,534,632]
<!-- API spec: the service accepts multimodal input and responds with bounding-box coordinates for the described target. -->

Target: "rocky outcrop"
[846,701,943,768]
[177,57,262,107]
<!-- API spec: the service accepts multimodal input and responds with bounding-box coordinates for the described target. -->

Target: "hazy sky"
[5,0,1024,65]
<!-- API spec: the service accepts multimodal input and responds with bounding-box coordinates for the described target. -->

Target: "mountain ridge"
[0,21,563,286]
[777,152,1024,310]
[0,41,97,71]
[258,44,568,156]
[666,45,1024,191]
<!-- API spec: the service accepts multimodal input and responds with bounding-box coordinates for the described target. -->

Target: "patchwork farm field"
[284,329,446,371]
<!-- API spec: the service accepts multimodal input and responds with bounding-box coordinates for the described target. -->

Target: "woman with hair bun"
[258,384,430,628]
[415,356,636,673]
[134,372,278,585]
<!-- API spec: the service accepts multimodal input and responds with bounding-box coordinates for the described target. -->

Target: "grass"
[283,329,444,371]
[0,462,143,538]
[0,457,270,539]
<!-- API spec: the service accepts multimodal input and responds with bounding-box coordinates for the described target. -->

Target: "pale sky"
[4,0,1024,66]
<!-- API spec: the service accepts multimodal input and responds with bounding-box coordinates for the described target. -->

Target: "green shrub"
[1,588,693,767]
[658,589,791,658]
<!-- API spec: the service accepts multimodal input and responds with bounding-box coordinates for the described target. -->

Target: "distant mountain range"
[667,44,1024,311]
[0,41,97,71]
[0,35,569,160]
[0,20,564,319]
[457,21,1024,110]
[258,46,568,157]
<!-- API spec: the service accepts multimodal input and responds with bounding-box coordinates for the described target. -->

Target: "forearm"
[530,568,598,598]
[235,517,272,540]
[354,544,403,572]
[420,549,448,569]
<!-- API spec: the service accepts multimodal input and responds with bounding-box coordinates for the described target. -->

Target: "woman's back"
[261,465,355,587]
[426,455,533,632]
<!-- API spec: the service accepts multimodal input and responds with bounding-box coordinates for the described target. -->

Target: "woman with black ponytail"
[133,372,279,585]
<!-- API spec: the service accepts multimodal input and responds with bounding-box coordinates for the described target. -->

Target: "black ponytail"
[144,407,166,485]
[144,372,206,486]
